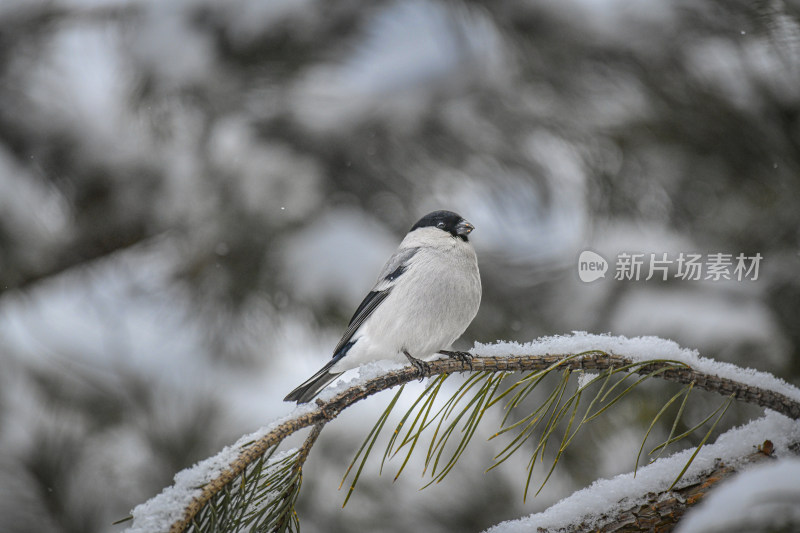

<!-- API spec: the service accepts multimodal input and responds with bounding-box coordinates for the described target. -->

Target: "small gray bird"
[284,210,482,403]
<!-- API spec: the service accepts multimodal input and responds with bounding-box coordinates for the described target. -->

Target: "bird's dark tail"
[283,359,341,403]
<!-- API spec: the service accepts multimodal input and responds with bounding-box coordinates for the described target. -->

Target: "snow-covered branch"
[126,334,800,533]
[486,411,800,533]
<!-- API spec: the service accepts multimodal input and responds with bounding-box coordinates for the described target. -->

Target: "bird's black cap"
[410,210,474,241]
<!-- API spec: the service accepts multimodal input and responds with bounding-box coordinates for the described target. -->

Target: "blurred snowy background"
[0,0,799,531]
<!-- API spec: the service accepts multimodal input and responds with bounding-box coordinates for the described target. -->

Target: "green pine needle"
[668,393,735,490]
[337,356,740,511]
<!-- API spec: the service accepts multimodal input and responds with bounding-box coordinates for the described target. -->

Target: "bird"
[284,210,482,403]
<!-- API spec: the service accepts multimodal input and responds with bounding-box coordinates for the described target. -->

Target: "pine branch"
[164,350,800,533]
[571,439,797,532]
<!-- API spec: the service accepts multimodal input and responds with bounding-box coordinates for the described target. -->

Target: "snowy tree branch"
[561,440,798,532]
[166,350,800,533]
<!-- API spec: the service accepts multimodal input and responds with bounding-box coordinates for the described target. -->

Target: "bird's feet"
[439,350,474,370]
[404,350,430,378]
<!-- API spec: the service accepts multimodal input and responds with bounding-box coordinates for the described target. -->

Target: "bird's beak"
[456,219,475,236]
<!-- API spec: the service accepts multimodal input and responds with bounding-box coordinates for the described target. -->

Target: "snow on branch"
[485,411,800,533]
[125,333,800,533]
[471,333,800,410]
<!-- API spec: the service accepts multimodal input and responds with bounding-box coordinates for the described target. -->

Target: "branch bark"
[169,351,800,533]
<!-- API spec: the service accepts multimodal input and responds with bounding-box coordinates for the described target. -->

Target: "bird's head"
[410,210,474,242]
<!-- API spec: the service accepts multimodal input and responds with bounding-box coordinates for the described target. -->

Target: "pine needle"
[668,393,735,490]
[340,386,404,507]
[635,383,693,476]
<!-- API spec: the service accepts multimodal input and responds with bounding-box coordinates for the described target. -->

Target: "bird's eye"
[437,222,445,228]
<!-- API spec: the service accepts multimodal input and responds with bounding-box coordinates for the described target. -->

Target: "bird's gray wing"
[375,246,419,283]
[331,246,419,358]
